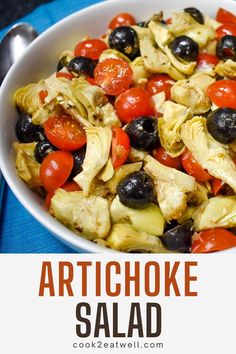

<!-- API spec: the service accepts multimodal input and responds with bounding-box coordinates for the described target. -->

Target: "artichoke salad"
[13,7,236,253]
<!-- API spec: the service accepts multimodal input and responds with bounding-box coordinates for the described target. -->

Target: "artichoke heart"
[171,73,215,114]
[51,189,111,240]
[215,59,236,79]
[99,48,131,63]
[144,155,196,221]
[97,158,114,182]
[43,75,87,118]
[148,21,196,75]
[110,195,165,236]
[106,223,167,253]
[181,116,236,192]
[128,147,148,163]
[133,25,185,80]
[152,92,166,113]
[131,56,151,86]
[97,103,121,127]
[31,104,56,125]
[70,77,105,125]
[189,182,209,205]
[168,12,216,48]
[74,126,112,195]
[204,15,221,30]
[13,81,46,115]
[158,101,192,157]
[194,196,236,230]
[14,142,42,193]
[44,75,105,126]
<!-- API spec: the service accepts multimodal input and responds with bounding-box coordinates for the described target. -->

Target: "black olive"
[164,219,179,232]
[136,21,146,27]
[160,20,167,25]
[216,35,236,61]
[34,140,56,163]
[67,57,96,77]
[125,116,159,151]
[108,26,139,59]
[70,147,86,178]
[161,221,193,253]
[117,171,154,209]
[15,114,44,143]
[57,56,70,71]
[170,35,199,62]
[35,127,47,142]
[184,7,204,24]
[206,107,236,144]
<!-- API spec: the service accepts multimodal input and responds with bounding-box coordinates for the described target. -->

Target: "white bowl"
[1,0,236,253]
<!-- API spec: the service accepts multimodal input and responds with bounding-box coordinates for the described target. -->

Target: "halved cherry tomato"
[146,74,175,100]
[211,178,225,195]
[182,150,212,182]
[207,80,236,109]
[112,127,130,168]
[115,87,155,123]
[196,53,220,70]
[39,90,48,104]
[85,77,96,85]
[166,18,172,25]
[61,181,81,192]
[109,12,136,30]
[40,151,74,192]
[216,8,236,25]
[192,228,236,253]
[74,39,108,60]
[44,181,81,209]
[94,58,133,96]
[44,115,86,151]
[216,23,236,39]
[45,191,54,209]
[56,72,74,80]
[153,146,182,169]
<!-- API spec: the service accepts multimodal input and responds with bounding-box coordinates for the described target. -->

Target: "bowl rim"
[1,0,236,254]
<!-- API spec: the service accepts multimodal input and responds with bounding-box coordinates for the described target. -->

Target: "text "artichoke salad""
[13,7,236,253]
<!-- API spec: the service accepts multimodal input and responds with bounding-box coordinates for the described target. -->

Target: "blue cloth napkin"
[0,0,104,253]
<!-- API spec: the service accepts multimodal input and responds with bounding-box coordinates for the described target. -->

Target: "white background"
[0,254,235,354]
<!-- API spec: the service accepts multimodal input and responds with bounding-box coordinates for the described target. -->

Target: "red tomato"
[211,178,225,195]
[45,191,54,209]
[166,18,172,25]
[109,12,136,30]
[74,39,108,60]
[146,74,175,100]
[197,53,220,70]
[207,80,236,109]
[39,90,48,104]
[40,151,74,192]
[115,87,155,123]
[85,77,96,85]
[182,150,212,182]
[61,181,81,192]
[216,23,236,39]
[56,72,74,80]
[112,127,130,168]
[216,8,236,25]
[192,228,236,253]
[44,181,81,209]
[94,58,133,96]
[153,147,182,169]
[44,115,86,151]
